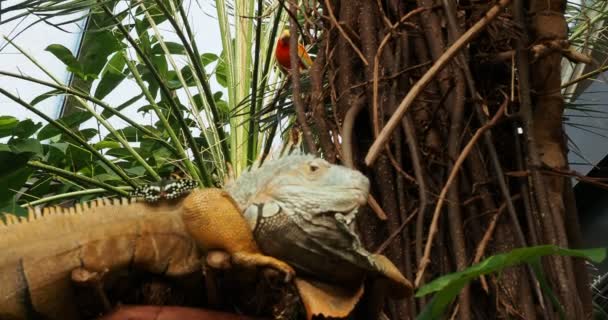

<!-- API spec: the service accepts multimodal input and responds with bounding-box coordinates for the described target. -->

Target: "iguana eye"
[309,164,319,172]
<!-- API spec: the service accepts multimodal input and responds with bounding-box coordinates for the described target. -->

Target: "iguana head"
[227,154,369,218]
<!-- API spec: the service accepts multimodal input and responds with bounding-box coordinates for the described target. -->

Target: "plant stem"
[0,87,136,187]
[21,186,132,207]
[0,70,179,157]
[100,2,210,185]
[247,0,264,165]
[5,36,160,182]
[123,56,207,186]
[27,160,130,196]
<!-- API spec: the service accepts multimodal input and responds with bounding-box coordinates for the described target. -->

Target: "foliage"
[415,245,606,319]
[0,0,290,209]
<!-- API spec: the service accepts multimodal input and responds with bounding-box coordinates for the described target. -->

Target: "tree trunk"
[294,0,592,318]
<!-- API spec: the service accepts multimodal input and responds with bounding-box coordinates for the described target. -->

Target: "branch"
[365,0,512,166]
[414,99,507,286]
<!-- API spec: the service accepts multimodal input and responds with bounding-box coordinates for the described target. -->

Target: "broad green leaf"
[135,19,153,56]
[94,173,122,182]
[94,140,122,150]
[64,145,93,169]
[180,65,196,87]
[94,51,128,100]
[125,166,146,176]
[13,119,42,139]
[46,44,95,80]
[201,53,219,66]
[0,198,27,217]
[30,89,64,106]
[415,245,606,319]
[77,128,98,141]
[49,143,69,154]
[12,119,42,139]
[0,151,34,208]
[105,148,135,159]
[151,42,186,55]
[151,55,168,79]
[100,94,144,119]
[0,116,19,138]
[9,139,43,157]
[215,52,228,88]
[166,71,182,90]
[38,111,93,140]
[80,30,124,78]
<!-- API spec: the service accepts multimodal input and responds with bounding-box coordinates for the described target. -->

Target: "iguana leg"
[71,267,112,312]
[231,252,295,282]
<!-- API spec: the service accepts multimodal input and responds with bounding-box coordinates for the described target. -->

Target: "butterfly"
[130,179,199,202]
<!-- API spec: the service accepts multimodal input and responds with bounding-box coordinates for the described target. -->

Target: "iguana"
[0,154,410,319]
[0,190,292,320]
[226,155,412,298]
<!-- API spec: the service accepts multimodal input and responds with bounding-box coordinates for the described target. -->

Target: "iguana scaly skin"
[226,154,413,297]
[0,189,292,320]
[0,198,200,320]
[0,154,407,319]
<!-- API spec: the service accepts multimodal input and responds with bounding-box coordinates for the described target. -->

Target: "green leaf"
[30,89,64,106]
[65,144,93,166]
[0,151,34,208]
[46,44,95,80]
[94,51,128,100]
[38,111,93,140]
[151,42,186,55]
[215,52,228,88]
[201,53,219,66]
[12,119,42,139]
[151,55,168,79]
[0,116,19,138]
[77,128,98,141]
[49,142,68,154]
[9,139,43,157]
[214,91,229,123]
[94,173,123,183]
[415,245,606,319]
[125,166,146,176]
[180,65,196,87]
[94,140,122,150]
[0,198,27,217]
[80,30,124,78]
[100,94,144,119]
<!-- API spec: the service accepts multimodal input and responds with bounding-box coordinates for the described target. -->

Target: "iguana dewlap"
[226,155,413,302]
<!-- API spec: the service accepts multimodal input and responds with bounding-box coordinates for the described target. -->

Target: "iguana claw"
[231,252,295,282]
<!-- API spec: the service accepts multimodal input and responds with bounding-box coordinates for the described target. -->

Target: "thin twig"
[323,0,369,66]
[474,194,522,291]
[375,209,418,253]
[415,99,507,286]
[288,10,317,154]
[341,95,388,220]
[365,0,513,166]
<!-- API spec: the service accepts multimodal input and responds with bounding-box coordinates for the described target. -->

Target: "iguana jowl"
[227,154,412,296]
